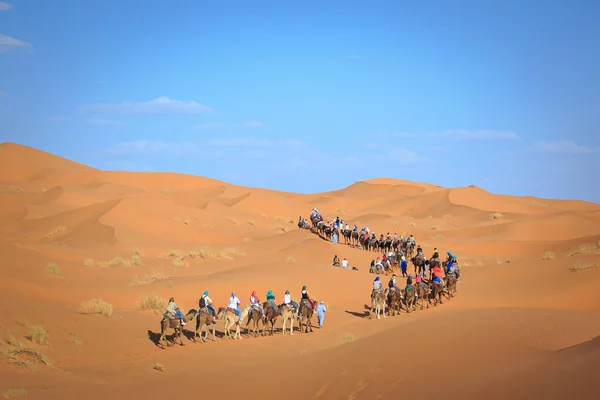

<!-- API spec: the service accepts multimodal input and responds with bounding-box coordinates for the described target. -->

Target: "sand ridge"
[0,142,599,399]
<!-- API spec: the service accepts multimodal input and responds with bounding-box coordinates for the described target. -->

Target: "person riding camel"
[265,289,277,317]
[386,232,392,241]
[369,259,376,273]
[373,276,382,294]
[405,274,416,297]
[166,297,186,325]
[446,251,453,264]
[353,224,358,232]
[227,292,242,321]
[431,248,440,263]
[432,264,444,286]
[375,257,383,271]
[416,245,423,257]
[199,291,218,323]
[379,233,384,241]
[382,254,390,269]
[332,255,340,266]
[281,290,299,314]
[388,274,403,295]
[394,232,399,241]
[250,290,264,316]
[299,285,315,311]
[452,255,461,281]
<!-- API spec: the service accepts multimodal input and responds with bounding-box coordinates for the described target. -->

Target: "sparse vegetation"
[132,247,141,256]
[106,257,124,268]
[1,333,54,371]
[431,234,444,240]
[242,237,252,243]
[286,256,296,263]
[84,258,94,267]
[162,188,169,193]
[343,333,355,343]
[443,214,452,218]
[44,263,63,278]
[45,225,66,239]
[78,299,113,317]
[137,293,166,311]
[542,251,555,260]
[153,362,166,372]
[172,216,182,223]
[139,186,147,191]
[129,271,169,286]
[27,325,50,347]
[196,246,245,260]
[491,212,504,220]
[3,185,24,192]
[184,220,191,226]
[248,219,256,226]
[3,388,27,399]
[409,222,416,227]
[569,263,599,272]
[567,242,600,257]
[171,258,186,267]
[167,250,181,258]
[130,254,142,266]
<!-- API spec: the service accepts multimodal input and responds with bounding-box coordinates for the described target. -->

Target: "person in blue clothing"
[400,256,408,277]
[316,301,327,327]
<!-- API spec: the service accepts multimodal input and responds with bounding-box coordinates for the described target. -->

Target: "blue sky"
[0,0,599,202]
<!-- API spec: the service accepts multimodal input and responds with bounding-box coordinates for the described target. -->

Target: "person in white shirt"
[341,257,350,269]
[228,292,242,320]
[282,290,299,312]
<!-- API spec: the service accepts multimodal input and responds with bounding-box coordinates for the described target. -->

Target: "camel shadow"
[345,305,371,319]
[147,329,162,346]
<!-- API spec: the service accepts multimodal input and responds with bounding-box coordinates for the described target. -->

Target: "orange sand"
[0,142,599,399]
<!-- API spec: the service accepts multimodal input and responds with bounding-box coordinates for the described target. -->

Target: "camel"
[281,304,297,335]
[221,306,249,340]
[298,299,314,333]
[351,230,359,246]
[404,286,417,313]
[263,301,280,336]
[411,256,426,276]
[194,307,222,342]
[370,288,388,319]
[159,309,197,348]
[428,282,445,306]
[246,305,265,337]
[386,287,403,316]
[416,282,429,310]
[444,275,457,298]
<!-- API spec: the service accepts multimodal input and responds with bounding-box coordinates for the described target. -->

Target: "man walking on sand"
[316,301,327,327]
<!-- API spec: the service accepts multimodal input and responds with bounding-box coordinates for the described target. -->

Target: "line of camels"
[157,299,316,349]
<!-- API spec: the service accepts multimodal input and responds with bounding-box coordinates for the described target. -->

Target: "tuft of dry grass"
[162,188,170,193]
[78,299,113,317]
[84,258,94,267]
[569,263,599,272]
[0,334,54,371]
[242,237,252,243]
[171,258,186,268]
[45,225,66,239]
[137,293,166,311]
[132,247,141,256]
[153,362,166,372]
[248,219,256,226]
[431,234,444,240]
[139,186,147,191]
[27,325,50,347]
[197,246,245,260]
[44,263,63,278]
[443,214,452,218]
[286,256,296,263]
[129,271,169,286]
[567,242,600,257]
[130,254,142,266]
[343,333,355,343]
[491,212,504,220]
[184,220,191,226]
[4,185,24,192]
[106,257,124,268]
[542,251,555,260]
[172,216,182,223]
[167,250,181,258]
[3,388,28,400]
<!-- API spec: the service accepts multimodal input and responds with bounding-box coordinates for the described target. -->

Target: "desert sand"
[0,141,599,399]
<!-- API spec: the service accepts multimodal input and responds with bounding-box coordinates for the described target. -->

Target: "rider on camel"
[166,297,186,325]
[265,289,277,317]
[405,274,415,296]
[282,290,299,314]
[250,290,264,316]
[199,291,218,323]
[353,224,358,232]
[373,276,382,293]
[388,274,403,296]
[300,285,315,311]
[446,251,453,264]
[431,248,440,263]
[227,292,242,320]
[416,245,423,257]
[386,232,392,241]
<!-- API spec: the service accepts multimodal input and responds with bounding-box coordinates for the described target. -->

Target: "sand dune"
[0,142,599,399]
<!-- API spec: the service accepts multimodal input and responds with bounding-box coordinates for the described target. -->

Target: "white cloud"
[194,120,264,130]
[0,2,12,11]
[84,118,127,127]
[0,34,32,53]
[77,96,212,116]
[443,129,520,140]
[529,140,597,155]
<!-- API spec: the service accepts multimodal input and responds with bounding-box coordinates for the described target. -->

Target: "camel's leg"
[290,317,294,335]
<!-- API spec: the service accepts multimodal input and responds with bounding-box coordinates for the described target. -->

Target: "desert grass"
[542,251,555,260]
[3,185,24,192]
[242,237,252,243]
[343,333,355,343]
[139,186,147,191]
[130,254,142,266]
[106,257,124,267]
[153,362,166,372]
[491,212,504,220]
[184,220,191,226]
[78,299,113,317]
[162,188,169,193]
[569,262,599,272]
[171,258,186,267]
[443,214,452,218]
[69,331,83,349]
[3,388,27,400]
[166,250,181,258]
[27,325,50,347]
[132,247,141,256]
[567,242,600,257]
[129,271,169,286]
[84,258,94,267]
[44,263,63,278]
[431,234,444,240]
[172,216,182,223]
[45,225,66,239]
[137,293,166,311]
[0,334,54,371]
[287,256,297,263]
[274,215,293,224]
[197,246,245,260]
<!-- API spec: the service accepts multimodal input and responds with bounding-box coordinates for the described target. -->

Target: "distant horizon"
[2,140,597,205]
[1,1,598,203]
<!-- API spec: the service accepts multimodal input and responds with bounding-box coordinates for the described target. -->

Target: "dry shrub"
[139,186,147,191]
[132,247,141,256]
[3,388,28,400]
[569,263,599,272]
[84,258,94,267]
[343,333,355,342]
[106,257,124,268]
[167,250,181,258]
[491,212,504,220]
[129,271,169,286]
[153,362,166,372]
[197,246,245,260]
[130,254,142,266]
[44,263,63,278]
[27,325,50,347]
[172,258,186,267]
[431,234,444,240]
[430,225,440,230]
[409,222,416,227]
[78,299,113,317]
[248,220,256,226]
[287,256,296,263]
[542,251,555,260]
[184,220,191,226]
[0,334,54,371]
[567,243,600,257]
[242,237,252,243]
[137,293,166,311]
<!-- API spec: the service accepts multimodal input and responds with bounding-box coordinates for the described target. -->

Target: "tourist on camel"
[199,291,218,323]
[452,255,461,281]
[446,251,453,264]
[228,292,242,320]
[373,276,382,293]
[300,285,315,311]
[431,248,440,263]
[281,290,299,313]
[388,274,403,295]
[166,297,186,325]
[394,232,399,241]
[374,257,383,272]
[250,290,264,316]
[353,224,358,232]
[432,265,444,286]
[341,257,350,269]
[416,245,423,257]
[369,259,376,273]
[405,274,415,296]
[332,255,340,267]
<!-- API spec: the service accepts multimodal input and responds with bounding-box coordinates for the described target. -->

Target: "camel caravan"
[158,287,325,349]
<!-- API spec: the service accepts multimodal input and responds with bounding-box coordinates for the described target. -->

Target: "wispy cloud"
[77,96,212,116]
[529,140,598,155]
[84,118,127,127]
[194,120,264,130]
[0,34,32,53]
[442,129,520,140]
[0,2,12,11]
